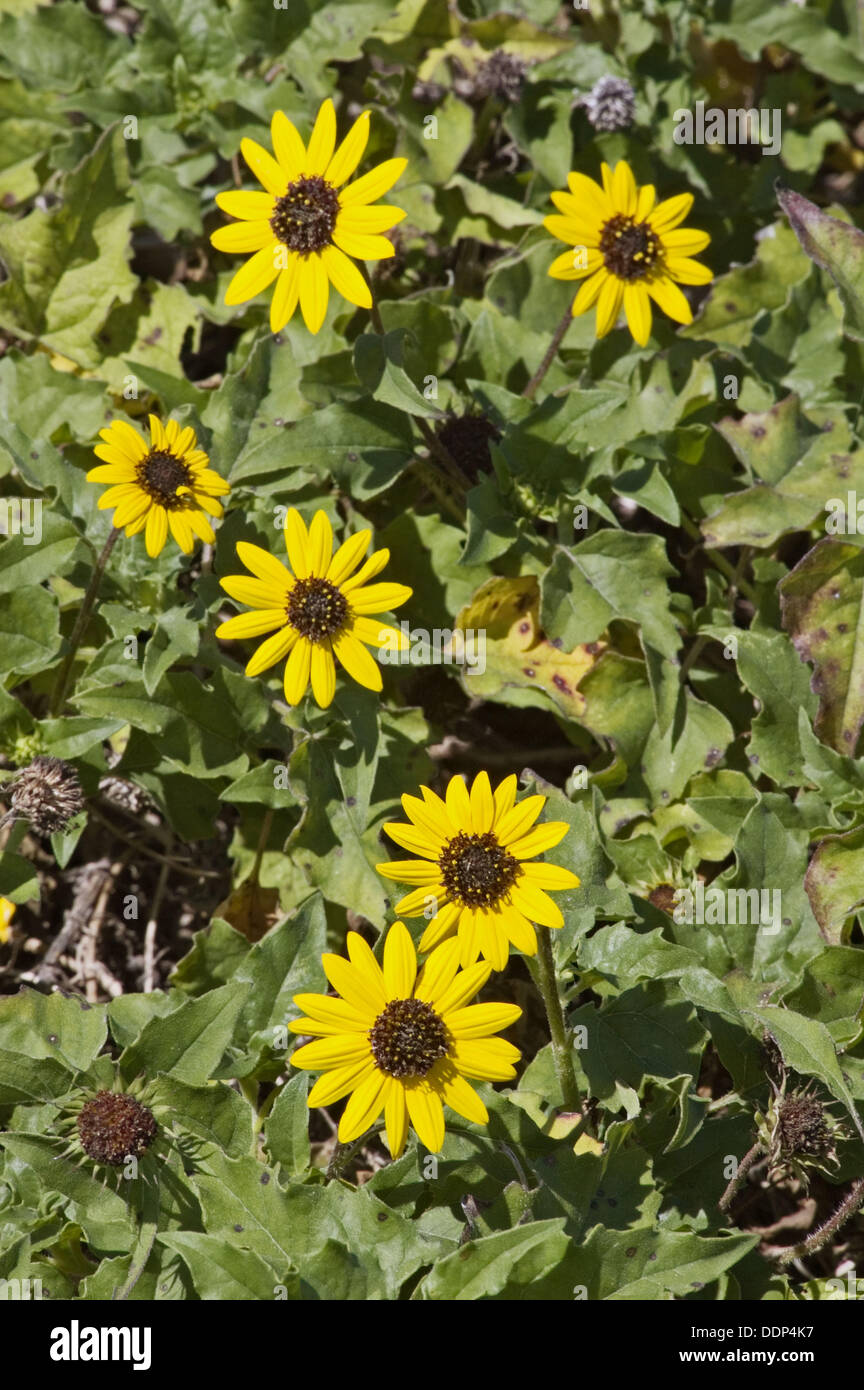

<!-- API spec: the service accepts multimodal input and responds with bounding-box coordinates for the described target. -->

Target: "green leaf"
[0,987,106,1072]
[804,824,864,945]
[541,534,680,660]
[777,185,864,343]
[264,1073,310,1177]
[416,1221,569,1300]
[119,981,251,1085]
[0,125,137,367]
[744,1003,864,1141]
[157,1231,292,1300]
[780,538,864,756]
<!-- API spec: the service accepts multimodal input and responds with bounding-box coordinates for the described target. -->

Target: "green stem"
[50,527,120,717]
[522,305,572,402]
[534,925,582,1113]
[680,513,758,604]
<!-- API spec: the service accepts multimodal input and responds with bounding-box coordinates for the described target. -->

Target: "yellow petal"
[270,257,301,333]
[224,243,282,306]
[520,862,580,891]
[298,252,329,334]
[496,796,545,845]
[382,920,416,1001]
[492,775,518,828]
[384,1080,409,1158]
[271,110,306,179]
[595,272,625,337]
[332,228,396,261]
[665,256,712,286]
[404,1078,445,1152]
[339,157,407,207]
[240,137,288,196]
[332,630,383,692]
[445,774,471,830]
[246,626,298,678]
[431,1059,488,1125]
[283,507,311,578]
[307,509,333,576]
[283,636,312,705]
[451,1037,519,1082]
[309,642,336,707]
[446,1002,522,1040]
[469,770,494,834]
[305,98,337,176]
[507,821,570,860]
[338,1069,388,1142]
[647,274,693,324]
[145,505,168,557]
[325,110,370,187]
[414,936,462,1004]
[345,931,388,1007]
[307,1058,375,1106]
[335,204,406,235]
[290,1034,371,1068]
[571,267,606,316]
[215,190,276,220]
[216,610,286,640]
[321,243,372,308]
[211,220,274,254]
[321,952,384,1016]
[435,958,492,1015]
[624,281,652,347]
[346,579,411,616]
[510,881,564,928]
[649,192,694,233]
[220,575,287,608]
[376,858,441,884]
[235,540,293,589]
[327,528,371,585]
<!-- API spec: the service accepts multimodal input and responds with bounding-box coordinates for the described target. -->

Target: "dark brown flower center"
[439,830,520,909]
[138,450,192,508]
[287,576,349,642]
[270,176,340,254]
[77,1091,157,1166]
[369,998,449,1079]
[600,213,661,281]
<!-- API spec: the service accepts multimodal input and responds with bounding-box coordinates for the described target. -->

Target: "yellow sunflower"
[289,921,521,1157]
[87,416,230,558]
[376,771,580,970]
[211,98,407,335]
[0,898,14,945]
[216,508,412,709]
[544,159,712,346]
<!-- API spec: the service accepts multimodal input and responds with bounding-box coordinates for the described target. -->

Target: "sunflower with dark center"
[544,158,711,345]
[376,771,580,969]
[87,415,230,557]
[216,508,412,708]
[211,98,408,335]
[290,922,521,1156]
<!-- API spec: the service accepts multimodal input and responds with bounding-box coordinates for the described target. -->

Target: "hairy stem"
[522,305,572,401]
[534,925,582,1113]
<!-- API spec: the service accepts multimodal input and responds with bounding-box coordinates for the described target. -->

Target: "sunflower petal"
[382,920,416,1001]
[240,137,288,196]
[326,110,370,187]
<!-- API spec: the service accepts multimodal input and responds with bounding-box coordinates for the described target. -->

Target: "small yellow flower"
[544,159,712,346]
[376,771,580,970]
[289,921,521,1157]
[211,98,407,334]
[216,508,411,709]
[0,898,14,944]
[87,416,230,558]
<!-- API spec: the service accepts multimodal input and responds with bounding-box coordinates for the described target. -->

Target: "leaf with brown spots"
[779,538,864,755]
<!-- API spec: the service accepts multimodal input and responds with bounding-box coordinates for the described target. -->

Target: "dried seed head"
[580,75,636,133]
[472,51,527,104]
[9,756,84,835]
[77,1091,158,1166]
[435,412,501,482]
[777,1093,832,1159]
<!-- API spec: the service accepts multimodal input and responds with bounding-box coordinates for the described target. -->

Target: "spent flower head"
[4,756,84,836]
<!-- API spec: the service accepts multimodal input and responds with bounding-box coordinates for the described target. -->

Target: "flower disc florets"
[368,998,449,1079]
[77,1091,158,1167]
